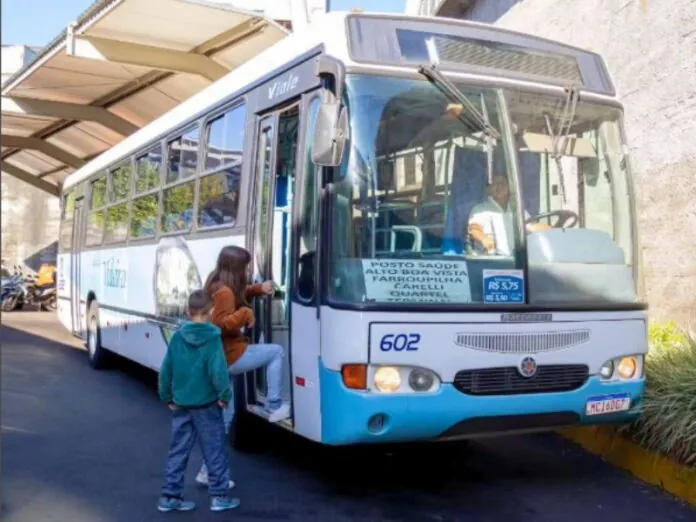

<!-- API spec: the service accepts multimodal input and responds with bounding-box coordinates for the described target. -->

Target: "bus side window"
[296,98,321,302]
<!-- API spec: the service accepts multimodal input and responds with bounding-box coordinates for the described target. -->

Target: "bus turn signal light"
[342,364,367,390]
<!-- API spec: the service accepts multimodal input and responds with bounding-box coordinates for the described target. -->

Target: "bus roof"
[62,11,611,192]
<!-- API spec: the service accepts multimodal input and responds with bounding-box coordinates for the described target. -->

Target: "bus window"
[59,190,77,250]
[103,163,132,244]
[59,221,73,250]
[198,104,246,229]
[110,163,133,201]
[198,172,240,228]
[204,104,246,171]
[62,190,76,219]
[86,176,107,246]
[85,209,105,246]
[167,126,200,183]
[131,194,158,239]
[90,176,107,210]
[161,181,195,233]
[135,145,162,194]
[105,203,128,243]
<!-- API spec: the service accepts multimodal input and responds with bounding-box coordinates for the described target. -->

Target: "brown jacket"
[210,283,266,366]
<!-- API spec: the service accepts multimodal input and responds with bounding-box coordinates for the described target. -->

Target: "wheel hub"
[88,319,97,356]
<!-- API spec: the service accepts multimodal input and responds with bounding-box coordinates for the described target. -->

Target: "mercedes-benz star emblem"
[518,356,538,378]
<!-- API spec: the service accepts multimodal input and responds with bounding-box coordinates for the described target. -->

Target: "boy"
[157,290,240,513]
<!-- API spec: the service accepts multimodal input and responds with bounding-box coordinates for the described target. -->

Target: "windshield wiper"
[543,84,580,204]
[417,64,501,142]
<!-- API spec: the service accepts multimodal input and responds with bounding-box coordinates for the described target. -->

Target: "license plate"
[585,393,631,416]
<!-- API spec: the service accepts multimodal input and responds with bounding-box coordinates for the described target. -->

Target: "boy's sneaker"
[157,496,196,512]
[267,403,291,423]
[210,496,240,512]
[195,468,235,489]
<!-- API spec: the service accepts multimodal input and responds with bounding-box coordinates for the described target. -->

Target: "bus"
[57,11,648,449]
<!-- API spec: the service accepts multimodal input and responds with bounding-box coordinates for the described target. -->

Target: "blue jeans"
[162,403,230,497]
[222,343,284,431]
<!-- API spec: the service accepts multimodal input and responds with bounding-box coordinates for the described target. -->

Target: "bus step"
[247,404,294,430]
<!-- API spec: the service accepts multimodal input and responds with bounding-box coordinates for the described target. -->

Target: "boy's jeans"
[162,403,230,498]
[222,343,284,431]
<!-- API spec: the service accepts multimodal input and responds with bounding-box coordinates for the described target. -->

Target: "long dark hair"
[204,246,251,307]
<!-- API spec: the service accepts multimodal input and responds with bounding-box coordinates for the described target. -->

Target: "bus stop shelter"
[0,0,289,197]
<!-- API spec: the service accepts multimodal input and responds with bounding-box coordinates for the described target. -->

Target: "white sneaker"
[195,468,235,489]
[267,403,291,423]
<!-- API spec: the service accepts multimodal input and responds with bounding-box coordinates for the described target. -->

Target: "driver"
[467,173,549,255]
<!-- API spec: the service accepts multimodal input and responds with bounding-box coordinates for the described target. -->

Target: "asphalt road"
[2,313,694,522]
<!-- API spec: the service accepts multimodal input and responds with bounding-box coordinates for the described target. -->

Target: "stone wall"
[1,174,60,272]
[457,0,696,328]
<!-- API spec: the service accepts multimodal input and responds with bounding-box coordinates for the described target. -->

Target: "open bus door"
[232,76,326,448]
[243,104,300,429]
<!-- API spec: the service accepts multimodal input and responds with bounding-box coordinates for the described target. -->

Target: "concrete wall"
[0,174,60,271]
[450,0,696,328]
[1,45,59,273]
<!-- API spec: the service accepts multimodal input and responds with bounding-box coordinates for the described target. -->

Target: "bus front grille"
[453,330,590,354]
[453,364,589,396]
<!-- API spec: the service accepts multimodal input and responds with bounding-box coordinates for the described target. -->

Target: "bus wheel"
[229,376,266,452]
[86,302,110,369]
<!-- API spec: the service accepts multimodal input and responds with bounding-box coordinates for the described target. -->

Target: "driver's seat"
[440,145,543,255]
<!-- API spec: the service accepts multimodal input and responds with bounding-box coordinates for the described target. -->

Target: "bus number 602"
[379,333,421,352]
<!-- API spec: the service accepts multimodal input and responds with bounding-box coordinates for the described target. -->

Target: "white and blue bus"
[57,11,648,449]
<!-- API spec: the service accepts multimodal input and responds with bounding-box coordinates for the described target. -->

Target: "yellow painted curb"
[559,426,696,507]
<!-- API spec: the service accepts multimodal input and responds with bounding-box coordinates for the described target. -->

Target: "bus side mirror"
[312,98,348,167]
[311,55,348,167]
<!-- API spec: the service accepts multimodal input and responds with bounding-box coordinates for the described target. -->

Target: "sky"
[1,0,407,47]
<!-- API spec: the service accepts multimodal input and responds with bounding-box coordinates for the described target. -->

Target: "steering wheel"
[525,210,578,229]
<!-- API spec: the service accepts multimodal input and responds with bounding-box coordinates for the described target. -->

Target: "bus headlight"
[409,368,435,391]
[374,366,401,393]
[599,361,614,379]
[617,356,637,379]
[599,355,642,380]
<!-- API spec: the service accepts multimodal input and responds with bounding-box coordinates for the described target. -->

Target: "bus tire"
[229,375,265,452]
[86,301,110,369]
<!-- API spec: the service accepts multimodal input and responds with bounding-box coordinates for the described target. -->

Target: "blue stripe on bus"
[318,360,644,445]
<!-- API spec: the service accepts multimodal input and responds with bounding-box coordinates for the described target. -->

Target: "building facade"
[410,0,696,328]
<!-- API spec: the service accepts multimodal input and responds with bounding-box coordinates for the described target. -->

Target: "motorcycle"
[0,266,57,312]
[1,266,28,312]
[28,281,57,311]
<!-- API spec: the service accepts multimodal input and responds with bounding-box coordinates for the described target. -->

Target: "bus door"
[70,198,86,335]
[247,103,301,423]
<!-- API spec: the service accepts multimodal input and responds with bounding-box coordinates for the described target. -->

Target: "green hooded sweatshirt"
[158,321,232,408]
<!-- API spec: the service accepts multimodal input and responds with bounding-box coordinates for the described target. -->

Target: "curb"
[559,426,695,507]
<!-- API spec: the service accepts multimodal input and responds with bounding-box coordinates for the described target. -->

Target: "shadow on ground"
[2,323,693,522]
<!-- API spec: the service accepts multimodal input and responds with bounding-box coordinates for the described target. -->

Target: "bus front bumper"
[319,362,644,445]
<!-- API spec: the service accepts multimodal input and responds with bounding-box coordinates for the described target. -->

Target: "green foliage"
[647,321,689,349]
[632,322,696,467]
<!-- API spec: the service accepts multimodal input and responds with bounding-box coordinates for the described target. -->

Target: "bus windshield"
[328,74,636,307]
